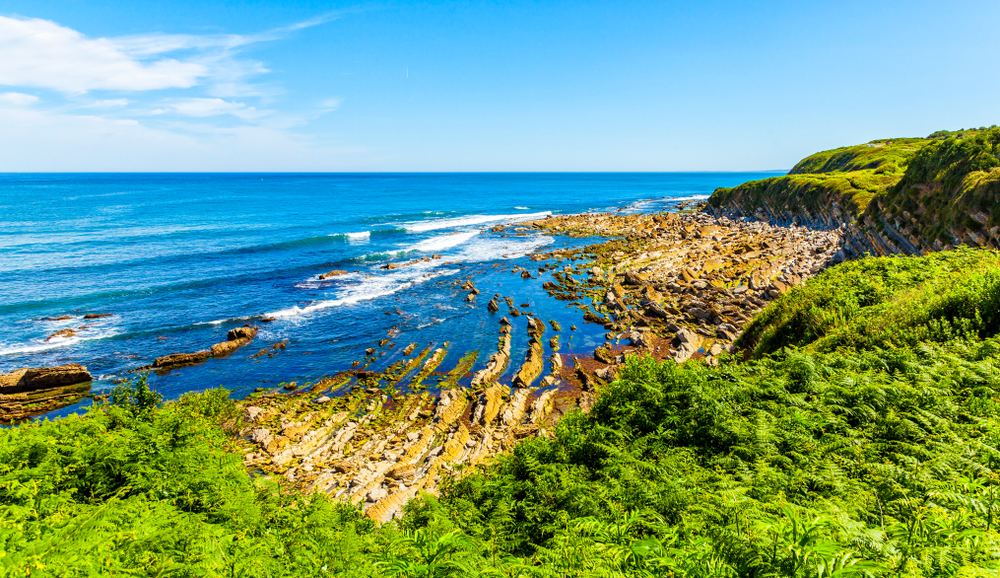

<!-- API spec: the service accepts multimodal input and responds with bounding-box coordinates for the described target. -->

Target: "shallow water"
[0,172,780,418]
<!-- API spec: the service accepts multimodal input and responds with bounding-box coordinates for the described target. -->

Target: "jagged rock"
[594,366,617,381]
[487,299,500,313]
[46,328,77,341]
[0,364,93,424]
[623,271,649,285]
[319,270,349,279]
[594,344,616,364]
[512,337,545,388]
[153,351,211,368]
[627,330,653,349]
[676,329,700,345]
[83,313,113,319]
[244,406,265,423]
[0,364,92,393]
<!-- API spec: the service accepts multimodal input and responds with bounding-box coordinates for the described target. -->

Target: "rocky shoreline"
[229,206,845,521]
[2,206,845,508]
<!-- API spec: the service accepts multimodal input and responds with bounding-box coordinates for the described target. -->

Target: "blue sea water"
[0,172,779,418]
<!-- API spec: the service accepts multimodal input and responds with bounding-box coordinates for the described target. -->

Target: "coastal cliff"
[708,127,1000,256]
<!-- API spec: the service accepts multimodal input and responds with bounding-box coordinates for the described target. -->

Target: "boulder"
[83,313,113,319]
[0,364,92,394]
[46,328,77,341]
[227,326,258,341]
[594,344,616,364]
[594,366,617,381]
[623,271,649,286]
[319,270,349,280]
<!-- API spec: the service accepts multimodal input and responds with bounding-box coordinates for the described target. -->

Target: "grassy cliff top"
[788,138,931,175]
[709,126,1000,222]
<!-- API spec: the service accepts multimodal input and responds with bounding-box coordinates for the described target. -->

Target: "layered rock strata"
[149,326,260,369]
[0,364,93,424]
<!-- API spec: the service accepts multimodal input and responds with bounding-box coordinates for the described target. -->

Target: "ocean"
[0,172,779,418]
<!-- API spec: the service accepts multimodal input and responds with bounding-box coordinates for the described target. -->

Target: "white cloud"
[157,97,266,120]
[319,97,343,111]
[0,16,208,92]
[0,92,38,106]
[0,105,368,171]
[81,99,129,108]
[0,13,364,170]
[0,13,344,96]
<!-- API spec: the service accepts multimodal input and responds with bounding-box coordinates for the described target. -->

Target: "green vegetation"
[871,129,1000,245]
[708,126,1000,235]
[738,247,1000,356]
[707,171,898,220]
[787,138,929,176]
[708,137,936,220]
[5,249,1000,576]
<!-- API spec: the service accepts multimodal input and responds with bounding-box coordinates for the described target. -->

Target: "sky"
[0,0,998,172]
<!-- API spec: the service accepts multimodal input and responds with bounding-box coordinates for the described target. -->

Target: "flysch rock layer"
[0,364,93,424]
[238,207,845,522]
[518,209,842,362]
[238,319,577,523]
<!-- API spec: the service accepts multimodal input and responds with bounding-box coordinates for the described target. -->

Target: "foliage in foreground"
[738,247,1000,357]
[412,339,1000,577]
[4,250,1000,576]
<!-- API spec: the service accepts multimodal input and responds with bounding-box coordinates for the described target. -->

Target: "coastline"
[230,204,846,520]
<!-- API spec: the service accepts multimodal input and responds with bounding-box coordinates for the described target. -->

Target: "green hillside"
[708,127,1000,244]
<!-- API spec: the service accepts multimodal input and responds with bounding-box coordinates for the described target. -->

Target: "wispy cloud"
[319,97,343,111]
[0,92,39,106]
[0,16,207,93]
[81,98,129,108]
[0,13,343,95]
[0,12,359,170]
[154,97,267,120]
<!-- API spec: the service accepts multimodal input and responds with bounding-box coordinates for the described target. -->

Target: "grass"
[738,247,1000,357]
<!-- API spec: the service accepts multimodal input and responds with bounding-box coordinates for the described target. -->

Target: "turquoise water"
[0,172,778,416]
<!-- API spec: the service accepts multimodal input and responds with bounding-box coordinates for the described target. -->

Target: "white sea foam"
[408,231,479,253]
[0,326,122,357]
[401,211,551,233]
[268,265,451,320]
[197,315,259,326]
[346,231,370,241]
[452,233,554,263]
[514,206,530,210]
[669,194,710,202]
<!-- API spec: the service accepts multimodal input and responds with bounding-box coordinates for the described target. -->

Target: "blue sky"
[0,0,998,171]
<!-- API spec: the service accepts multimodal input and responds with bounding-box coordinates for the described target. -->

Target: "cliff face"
[708,129,1000,257]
